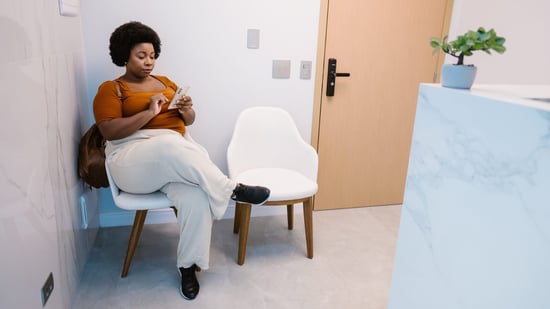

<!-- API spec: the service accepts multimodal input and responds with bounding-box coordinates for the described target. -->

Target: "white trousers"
[105,129,236,269]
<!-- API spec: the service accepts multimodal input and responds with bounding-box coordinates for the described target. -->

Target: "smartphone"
[168,85,191,109]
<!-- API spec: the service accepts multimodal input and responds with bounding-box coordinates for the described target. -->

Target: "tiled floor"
[73,205,401,309]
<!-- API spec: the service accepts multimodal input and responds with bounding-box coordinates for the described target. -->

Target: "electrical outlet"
[80,195,88,229]
[300,60,312,80]
[41,272,54,307]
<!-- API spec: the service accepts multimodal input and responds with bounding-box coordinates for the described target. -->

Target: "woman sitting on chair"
[93,21,270,301]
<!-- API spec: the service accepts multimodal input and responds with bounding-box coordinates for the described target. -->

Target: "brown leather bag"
[78,124,109,188]
[78,81,121,188]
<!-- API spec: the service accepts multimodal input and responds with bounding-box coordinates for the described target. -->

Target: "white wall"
[447,0,550,84]
[0,1,97,308]
[82,0,550,226]
[80,0,321,224]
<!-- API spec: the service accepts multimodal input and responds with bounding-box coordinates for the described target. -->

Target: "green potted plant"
[430,27,506,89]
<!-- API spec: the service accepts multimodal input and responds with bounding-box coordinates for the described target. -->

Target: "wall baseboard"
[99,204,303,228]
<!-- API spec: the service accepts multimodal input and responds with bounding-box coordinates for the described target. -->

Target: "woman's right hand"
[148,93,168,115]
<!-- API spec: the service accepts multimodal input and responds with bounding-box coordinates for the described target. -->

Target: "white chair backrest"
[227,107,318,181]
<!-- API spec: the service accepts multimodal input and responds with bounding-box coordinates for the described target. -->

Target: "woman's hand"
[149,93,168,115]
[175,95,193,112]
[175,96,196,125]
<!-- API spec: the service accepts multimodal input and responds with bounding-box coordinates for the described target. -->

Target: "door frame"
[311,0,330,149]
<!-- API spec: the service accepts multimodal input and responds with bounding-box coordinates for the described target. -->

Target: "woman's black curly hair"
[109,21,162,67]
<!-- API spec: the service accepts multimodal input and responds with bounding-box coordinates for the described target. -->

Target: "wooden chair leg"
[287,204,294,230]
[303,198,314,259]
[233,203,242,234]
[121,210,148,277]
[237,203,252,265]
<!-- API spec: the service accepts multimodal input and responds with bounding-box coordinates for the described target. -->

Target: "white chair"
[105,162,176,277]
[227,106,319,265]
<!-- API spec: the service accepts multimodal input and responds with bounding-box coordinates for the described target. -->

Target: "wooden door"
[312,0,453,210]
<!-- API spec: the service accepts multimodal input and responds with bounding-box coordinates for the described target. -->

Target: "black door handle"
[326,58,351,96]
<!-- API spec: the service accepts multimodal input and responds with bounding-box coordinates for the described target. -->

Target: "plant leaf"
[479,32,491,41]
[430,38,441,48]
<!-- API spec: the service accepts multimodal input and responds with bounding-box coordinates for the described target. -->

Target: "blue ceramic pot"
[441,64,477,89]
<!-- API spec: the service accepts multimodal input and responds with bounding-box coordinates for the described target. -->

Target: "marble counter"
[388,84,550,309]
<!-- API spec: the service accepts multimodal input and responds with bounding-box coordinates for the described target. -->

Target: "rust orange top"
[93,75,186,135]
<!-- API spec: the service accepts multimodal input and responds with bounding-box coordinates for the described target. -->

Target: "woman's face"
[126,42,156,78]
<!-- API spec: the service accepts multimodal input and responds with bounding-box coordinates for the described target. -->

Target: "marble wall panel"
[0,1,99,308]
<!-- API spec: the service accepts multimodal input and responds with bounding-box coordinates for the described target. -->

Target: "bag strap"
[112,80,122,100]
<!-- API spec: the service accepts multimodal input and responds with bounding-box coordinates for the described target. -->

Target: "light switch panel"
[247,29,260,49]
[272,60,291,79]
[58,0,79,16]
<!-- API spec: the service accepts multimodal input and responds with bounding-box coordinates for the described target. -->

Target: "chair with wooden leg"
[227,106,318,265]
[105,164,176,277]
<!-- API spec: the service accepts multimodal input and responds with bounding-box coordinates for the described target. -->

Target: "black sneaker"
[178,265,199,300]
[231,184,270,204]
